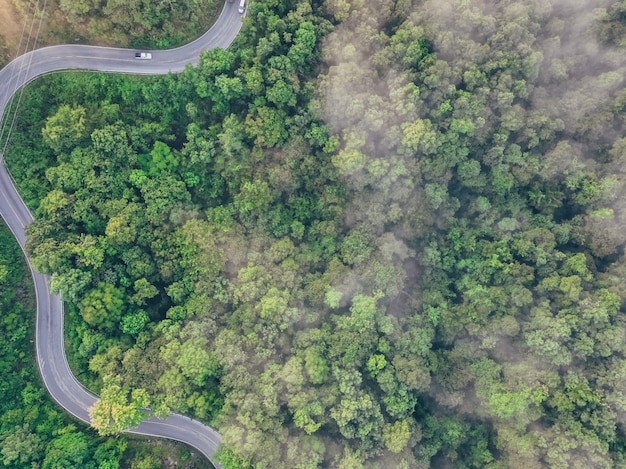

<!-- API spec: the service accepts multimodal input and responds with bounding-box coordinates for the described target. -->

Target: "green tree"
[89,377,151,436]
[42,432,91,469]
[120,309,149,335]
[79,283,126,331]
[382,420,412,453]
[0,424,43,466]
[42,104,87,155]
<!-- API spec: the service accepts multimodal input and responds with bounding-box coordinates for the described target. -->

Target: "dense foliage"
[7,0,626,467]
[42,0,221,49]
[0,220,211,468]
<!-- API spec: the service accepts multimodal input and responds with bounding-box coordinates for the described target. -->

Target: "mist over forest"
[5,0,626,468]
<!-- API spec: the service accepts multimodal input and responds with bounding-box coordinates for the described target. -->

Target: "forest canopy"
[6,0,626,468]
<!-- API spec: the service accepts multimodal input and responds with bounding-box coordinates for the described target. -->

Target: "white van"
[238,0,246,14]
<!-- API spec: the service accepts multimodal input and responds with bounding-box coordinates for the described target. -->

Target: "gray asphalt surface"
[0,2,244,467]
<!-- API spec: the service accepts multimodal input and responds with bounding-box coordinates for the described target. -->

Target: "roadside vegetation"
[0,220,206,468]
[0,0,223,67]
[6,0,626,468]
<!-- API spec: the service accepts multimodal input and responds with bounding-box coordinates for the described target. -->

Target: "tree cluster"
[0,221,128,469]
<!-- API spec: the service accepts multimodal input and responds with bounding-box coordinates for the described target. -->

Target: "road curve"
[0,2,244,467]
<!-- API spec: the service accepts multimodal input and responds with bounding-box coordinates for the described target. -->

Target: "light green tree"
[42,104,86,154]
[89,376,151,436]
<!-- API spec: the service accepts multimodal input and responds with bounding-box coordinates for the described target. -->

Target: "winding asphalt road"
[0,2,244,467]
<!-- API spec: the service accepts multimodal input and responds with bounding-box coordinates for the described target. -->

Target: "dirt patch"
[0,0,25,50]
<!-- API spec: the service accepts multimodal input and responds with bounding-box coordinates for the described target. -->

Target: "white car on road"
[135,52,152,59]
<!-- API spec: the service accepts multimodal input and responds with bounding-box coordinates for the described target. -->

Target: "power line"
[1,0,49,159]
[0,0,38,147]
